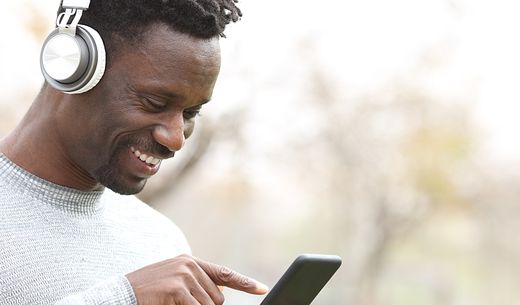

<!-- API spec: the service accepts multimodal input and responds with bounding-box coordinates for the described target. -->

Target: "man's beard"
[93,134,173,195]
[93,144,146,195]
[94,158,146,195]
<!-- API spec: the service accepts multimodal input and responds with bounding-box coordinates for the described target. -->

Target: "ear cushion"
[40,25,106,94]
[70,25,106,94]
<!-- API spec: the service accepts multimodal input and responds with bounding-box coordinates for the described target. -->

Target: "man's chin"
[104,178,147,195]
[95,165,148,195]
[93,144,154,195]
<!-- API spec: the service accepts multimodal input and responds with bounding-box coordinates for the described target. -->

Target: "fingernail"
[256,281,269,293]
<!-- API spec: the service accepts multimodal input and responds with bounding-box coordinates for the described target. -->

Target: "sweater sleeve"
[55,275,137,305]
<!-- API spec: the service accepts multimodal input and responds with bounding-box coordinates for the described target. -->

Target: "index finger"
[194,257,269,295]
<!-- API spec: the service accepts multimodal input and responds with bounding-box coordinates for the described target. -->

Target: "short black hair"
[58,0,241,55]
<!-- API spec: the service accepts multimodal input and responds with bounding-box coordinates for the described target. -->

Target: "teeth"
[143,156,161,165]
[132,148,162,166]
[148,157,161,165]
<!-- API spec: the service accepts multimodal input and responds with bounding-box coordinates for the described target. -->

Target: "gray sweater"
[0,154,191,304]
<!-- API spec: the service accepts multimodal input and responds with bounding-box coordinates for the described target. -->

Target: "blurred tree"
[257,39,479,304]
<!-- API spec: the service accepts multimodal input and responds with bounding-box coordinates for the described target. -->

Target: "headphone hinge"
[56,8,84,36]
[62,0,91,10]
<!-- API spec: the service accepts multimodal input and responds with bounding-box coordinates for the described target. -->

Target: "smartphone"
[259,254,342,305]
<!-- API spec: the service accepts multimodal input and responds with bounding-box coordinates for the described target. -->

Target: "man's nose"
[152,114,186,152]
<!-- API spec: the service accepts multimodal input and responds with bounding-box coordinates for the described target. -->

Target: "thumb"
[194,257,269,295]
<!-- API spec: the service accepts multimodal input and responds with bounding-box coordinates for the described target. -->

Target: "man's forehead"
[102,26,220,104]
[129,23,220,56]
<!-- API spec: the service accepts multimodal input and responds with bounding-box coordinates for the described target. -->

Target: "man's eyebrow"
[145,87,211,105]
[148,89,182,100]
[196,99,211,106]
[158,93,211,107]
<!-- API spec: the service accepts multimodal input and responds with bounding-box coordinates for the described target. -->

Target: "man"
[0,0,267,304]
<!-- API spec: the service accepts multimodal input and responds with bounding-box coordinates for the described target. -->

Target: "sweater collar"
[0,154,105,215]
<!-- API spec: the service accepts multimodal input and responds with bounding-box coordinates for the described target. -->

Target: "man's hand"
[126,254,269,305]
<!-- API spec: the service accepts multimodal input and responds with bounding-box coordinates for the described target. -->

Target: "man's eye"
[184,107,202,119]
[143,97,166,111]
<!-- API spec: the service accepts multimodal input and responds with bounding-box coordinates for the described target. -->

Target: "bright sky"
[1,0,519,164]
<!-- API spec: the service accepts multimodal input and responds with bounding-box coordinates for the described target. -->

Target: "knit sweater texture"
[0,154,191,304]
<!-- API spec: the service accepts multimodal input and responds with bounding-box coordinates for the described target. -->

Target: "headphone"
[40,0,106,94]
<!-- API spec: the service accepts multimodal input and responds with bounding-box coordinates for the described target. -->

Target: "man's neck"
[0,89,103,192]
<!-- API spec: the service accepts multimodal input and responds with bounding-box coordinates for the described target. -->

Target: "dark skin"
[1,24,216,195]
[0,23,268,304]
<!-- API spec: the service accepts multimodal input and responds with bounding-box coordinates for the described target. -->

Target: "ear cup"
[40,24,106,94]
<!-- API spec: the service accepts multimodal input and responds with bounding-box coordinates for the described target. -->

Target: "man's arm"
[127,255,268,305]
[55,275,137,305]
[55,255,268,305]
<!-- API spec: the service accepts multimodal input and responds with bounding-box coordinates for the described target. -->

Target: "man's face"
[59,24,221,194]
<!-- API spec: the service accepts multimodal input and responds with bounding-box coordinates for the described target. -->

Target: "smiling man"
[0,1,267,305]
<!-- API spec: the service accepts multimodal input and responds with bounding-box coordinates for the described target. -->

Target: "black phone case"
[259,254,342,305]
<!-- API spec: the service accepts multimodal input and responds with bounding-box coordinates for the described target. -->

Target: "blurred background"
[1,0,520,304]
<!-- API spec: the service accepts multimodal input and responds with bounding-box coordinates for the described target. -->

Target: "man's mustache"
[120,135,175,160]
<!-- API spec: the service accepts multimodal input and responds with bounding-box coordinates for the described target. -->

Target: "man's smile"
[126,146,166,178]
[131,146,162,166]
